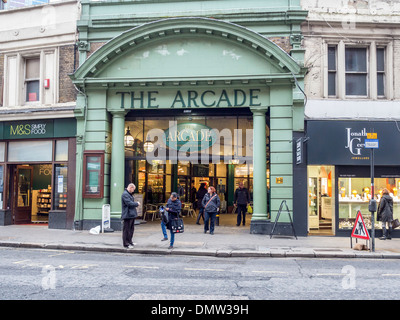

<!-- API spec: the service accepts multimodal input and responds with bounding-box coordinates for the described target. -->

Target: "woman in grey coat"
[202,186,220,235]
[377,188,393,240]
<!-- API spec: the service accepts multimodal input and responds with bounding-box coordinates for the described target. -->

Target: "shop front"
[307,120,400,237]
[123,109,261,213]
[0,119,76,229]
[71,17,306,233]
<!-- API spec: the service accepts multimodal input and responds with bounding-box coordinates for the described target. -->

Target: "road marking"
[382,274,400,277]
[185,267,225,272]
[315,273,344,276]
[13,260,30,264]
[124,265,159,269]
[252,270,288,274]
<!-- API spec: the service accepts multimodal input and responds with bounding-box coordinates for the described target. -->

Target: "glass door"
[14,165,33,224]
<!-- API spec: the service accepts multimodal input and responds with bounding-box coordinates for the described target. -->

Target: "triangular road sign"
[351,211,370,240]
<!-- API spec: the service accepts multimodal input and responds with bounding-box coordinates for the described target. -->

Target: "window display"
[0,165,3,210]
[338,177,400,229]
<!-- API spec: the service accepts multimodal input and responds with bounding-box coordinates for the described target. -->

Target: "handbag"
[171,217,184,233]
[392,219,400,229]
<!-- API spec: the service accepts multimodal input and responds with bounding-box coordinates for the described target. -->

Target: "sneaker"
[168,246,173,249]
[161,238,168,241]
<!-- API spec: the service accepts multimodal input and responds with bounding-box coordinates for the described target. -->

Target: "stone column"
[250,108,268,221]
[110,110,126,217]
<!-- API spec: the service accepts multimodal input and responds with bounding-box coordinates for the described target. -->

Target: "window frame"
[2,48,58,107]
[24,56,41,104]
[325,41,391,100]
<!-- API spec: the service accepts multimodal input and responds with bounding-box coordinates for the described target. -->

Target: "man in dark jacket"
[234,182,250,226]
[195,183,207,224]
[121,183,140,248]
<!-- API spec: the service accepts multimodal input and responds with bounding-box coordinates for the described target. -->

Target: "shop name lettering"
[10,124,47,136]
[116,89,262,109]
[345,128,367,155]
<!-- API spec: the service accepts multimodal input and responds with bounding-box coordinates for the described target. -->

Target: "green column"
[110,110,126,217]
[251,108,268,220]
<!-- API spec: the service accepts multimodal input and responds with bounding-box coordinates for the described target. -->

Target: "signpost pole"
[370,148,375,252]
[365,131,378,252]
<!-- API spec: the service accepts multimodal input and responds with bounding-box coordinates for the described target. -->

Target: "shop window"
[8,140,53,162]
[83,151,104,198]
[54,164,68,210]
[55,140,69,161]
[0,165,3,209]
[0,142,5,162]
[338,177,400,230]
[25,57,40,103]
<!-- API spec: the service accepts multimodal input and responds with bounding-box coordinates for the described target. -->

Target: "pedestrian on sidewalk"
[202,186,220,235]
[377,188,393,240]
[160,206,168,242]
[195,183,207,225]
[234,181,250,226]
[121,183,140,248]
[165,192,182,249]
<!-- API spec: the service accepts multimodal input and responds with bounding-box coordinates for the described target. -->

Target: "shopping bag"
[247,204,253,214]
[392,219,400,229]
[171,218,184,233]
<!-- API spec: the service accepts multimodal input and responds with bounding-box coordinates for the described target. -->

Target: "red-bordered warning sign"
[351,211,370,240]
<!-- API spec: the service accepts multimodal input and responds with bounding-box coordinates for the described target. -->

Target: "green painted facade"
[71,0,307,233]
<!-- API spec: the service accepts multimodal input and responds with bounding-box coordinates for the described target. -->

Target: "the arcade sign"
[114,88,268,109]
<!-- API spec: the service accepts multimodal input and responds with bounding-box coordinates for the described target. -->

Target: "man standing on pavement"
[121,183,140,248]
[234,181,250,226]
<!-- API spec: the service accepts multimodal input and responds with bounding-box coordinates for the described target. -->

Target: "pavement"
[1,219,400,259]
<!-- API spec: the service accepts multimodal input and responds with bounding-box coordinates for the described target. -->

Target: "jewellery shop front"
[70,17,306,233]
[0,118,76,229]
[306,120,400,237]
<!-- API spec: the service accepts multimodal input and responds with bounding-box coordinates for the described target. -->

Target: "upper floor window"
[345,47,367,96]
[326,42,389,100]
[25,57,40,103]
[2,49,57,107]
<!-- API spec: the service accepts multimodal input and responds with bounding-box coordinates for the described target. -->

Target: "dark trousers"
[122,218,135,247]
[204,211,217,233]
[196,207,204,224]
[236,204,247,226]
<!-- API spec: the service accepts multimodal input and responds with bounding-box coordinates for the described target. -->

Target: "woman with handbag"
[202,186,220,235]
[377,188,393,240]
[165,192,182,248]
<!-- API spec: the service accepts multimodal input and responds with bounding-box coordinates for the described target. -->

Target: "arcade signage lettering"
[116,88,264,109]
[163,123,218,150]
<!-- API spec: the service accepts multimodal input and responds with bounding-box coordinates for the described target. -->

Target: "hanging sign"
[351,211,370,240]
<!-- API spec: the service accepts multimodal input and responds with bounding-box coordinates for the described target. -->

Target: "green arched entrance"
[71,17,305,233]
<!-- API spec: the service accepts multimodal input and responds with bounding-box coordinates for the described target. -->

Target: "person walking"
[195,183,207,225]
[165,192,182,249]
[377,188,393,240]
[202,186,220,235]
[121,183,140,248]
[234,181,250,226]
